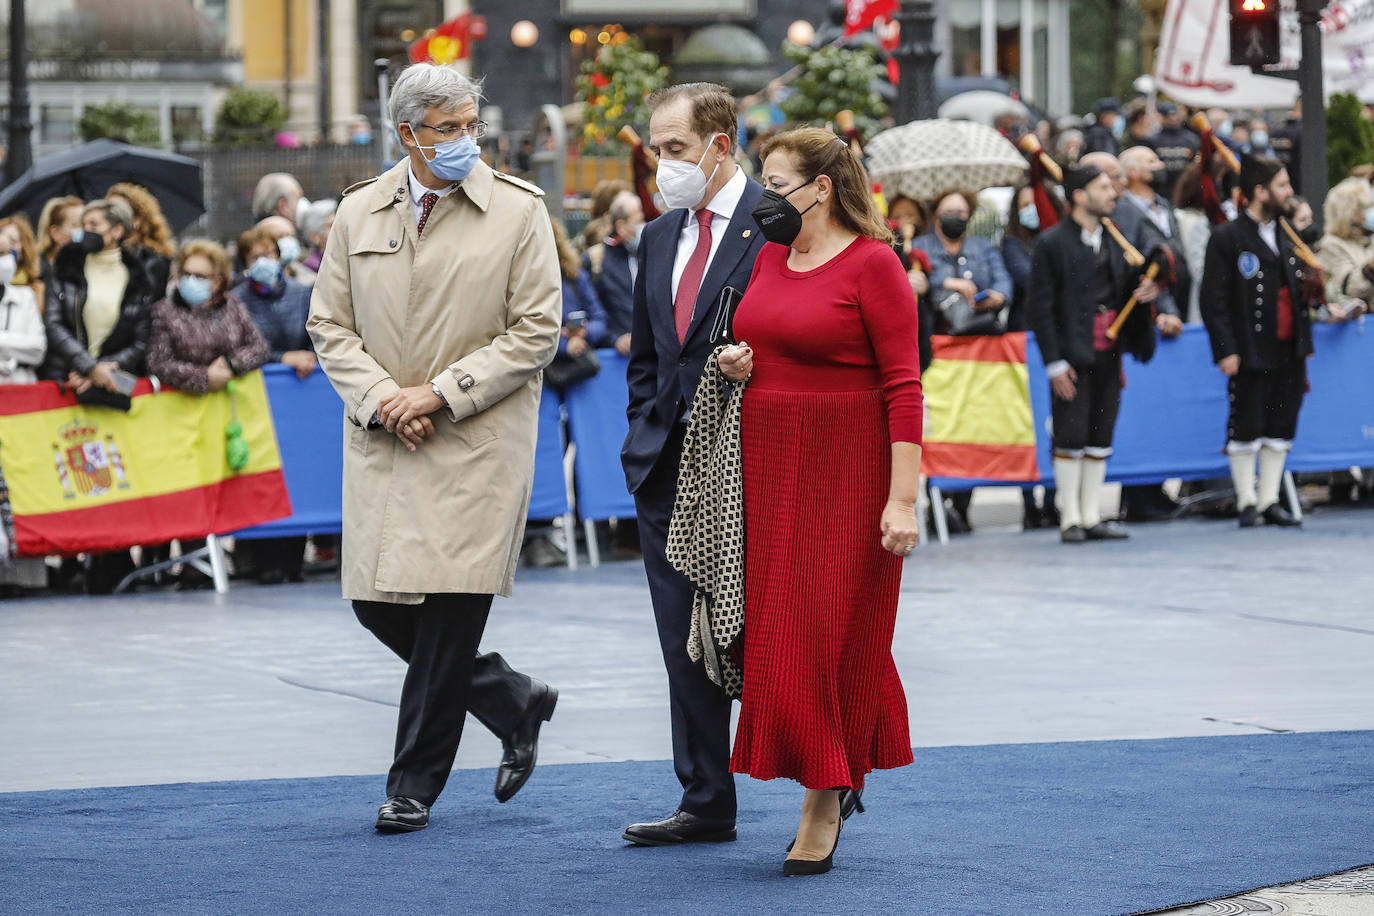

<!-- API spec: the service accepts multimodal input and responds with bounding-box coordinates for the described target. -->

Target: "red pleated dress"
[729,236,923,791]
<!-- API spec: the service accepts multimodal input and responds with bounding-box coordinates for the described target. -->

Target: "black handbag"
[934,289,1005,336]
[74,369,138,411]
[543,348,600,389]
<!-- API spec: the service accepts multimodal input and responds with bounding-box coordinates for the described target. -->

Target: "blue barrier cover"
[931,322,1374,491]
[236,365,343,539]
[564,349,637,522]
[528,388,570,520]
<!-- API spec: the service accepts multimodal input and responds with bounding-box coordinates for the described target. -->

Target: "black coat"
[585,239,635,341]
[40,242,156,380]
[1082,122,1120,156]
[1200,212,1314,369]
[1111,194,1188,319]
[621,178,767,494]
[1027,217,1157,369]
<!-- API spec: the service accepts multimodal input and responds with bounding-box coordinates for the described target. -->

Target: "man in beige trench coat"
[308,63,562,833]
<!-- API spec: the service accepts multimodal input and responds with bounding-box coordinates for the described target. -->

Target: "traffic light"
[1230,0,1281,67]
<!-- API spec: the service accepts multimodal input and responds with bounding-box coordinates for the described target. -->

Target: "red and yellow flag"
[921,333,1039,482]
[0,372,291,557]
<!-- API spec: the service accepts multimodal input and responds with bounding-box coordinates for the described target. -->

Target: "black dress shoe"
[623,810,737,846]
[1238,506,1260,528]
[375,796,429,832]
[1085,520,1130,540]
[495,680,558,803]
[1060,525,1087,543]
[1262,504,1302,527]
[783,818,841,876]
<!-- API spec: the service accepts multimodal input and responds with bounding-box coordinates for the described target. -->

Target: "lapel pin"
[742,229,752,238]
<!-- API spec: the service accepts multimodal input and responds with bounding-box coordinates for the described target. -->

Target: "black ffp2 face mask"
[939,214,969,240]
[752,179,817,247]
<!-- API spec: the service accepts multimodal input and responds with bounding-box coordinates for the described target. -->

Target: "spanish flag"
[0,371,291,558]
[921,333,1039,482]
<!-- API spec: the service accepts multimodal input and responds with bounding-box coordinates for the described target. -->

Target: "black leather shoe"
[1238,506,1260,528]
[1060,525,1087,543]
[375,796,429,832]
[1085,520,1130,540]
[495,680,558,803]
[1262,504,1302,527]
[784,818,841,876]
[623,810,737,846]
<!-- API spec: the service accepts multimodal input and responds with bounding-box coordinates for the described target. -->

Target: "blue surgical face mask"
[1363,205,1374,233]
[624,222,644,253]
[352,131,372,146]
[1218,120,1233,139]
[70,228,84,246]
[247,256,282,287]
[1111,117,1126,139]
[178,275,213,307]
[410,130,481,182]
[1251,129,1270,149]
[276,235,301,265]
[1018,203,1040,231]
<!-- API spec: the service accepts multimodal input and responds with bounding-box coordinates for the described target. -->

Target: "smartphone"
[973,289,990,303]
[566,309,588,329]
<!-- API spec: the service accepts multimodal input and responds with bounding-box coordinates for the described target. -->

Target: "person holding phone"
[911,188,1013,330]
[40,198,156,391]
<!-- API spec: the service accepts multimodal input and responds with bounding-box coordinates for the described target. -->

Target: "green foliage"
[214,88,286,147]
[574,36,669,153]
[778,42,887,137]
[79,103,161,146]
[1326,92,1374,188]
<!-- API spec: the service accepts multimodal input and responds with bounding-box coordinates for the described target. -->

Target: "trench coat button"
[389,239,398,249]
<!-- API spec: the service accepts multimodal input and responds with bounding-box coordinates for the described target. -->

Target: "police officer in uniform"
[1028,165,1160,543]
[1200,154,1312,528]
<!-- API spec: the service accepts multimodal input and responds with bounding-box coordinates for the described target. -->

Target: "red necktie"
[417,192,439,235]
[674,209,714,344]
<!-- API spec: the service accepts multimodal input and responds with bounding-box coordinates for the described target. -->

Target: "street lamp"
[6,0,33,181]
[511,20,539,49]
[787,20,816,47]
[893,0,941,123]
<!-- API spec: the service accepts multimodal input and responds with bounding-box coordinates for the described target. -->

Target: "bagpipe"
[1099,220,1176,342]
[616,124,661,222]
[1017,132,1065,230]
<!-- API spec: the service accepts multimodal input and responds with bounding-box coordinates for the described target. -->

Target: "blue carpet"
[3,731,1373,915]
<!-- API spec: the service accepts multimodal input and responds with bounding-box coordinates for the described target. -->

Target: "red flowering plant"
[574,34,667,154]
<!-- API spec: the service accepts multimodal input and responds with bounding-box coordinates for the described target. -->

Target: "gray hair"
[389,63,484,136]
[251,173,302,221]
[83,198,133,234]
[300,199,337,239]
[606,190,639,226]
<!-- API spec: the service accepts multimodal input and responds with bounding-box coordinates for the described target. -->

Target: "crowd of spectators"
[0,171,341,594]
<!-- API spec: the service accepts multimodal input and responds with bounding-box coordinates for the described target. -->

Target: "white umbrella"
[864,119,1028,202]
[937,91,1030,127]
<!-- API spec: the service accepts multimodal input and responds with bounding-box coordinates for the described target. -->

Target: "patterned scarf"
[666,347,747,699]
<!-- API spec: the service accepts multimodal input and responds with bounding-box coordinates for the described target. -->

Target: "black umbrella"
[0,140,204,231]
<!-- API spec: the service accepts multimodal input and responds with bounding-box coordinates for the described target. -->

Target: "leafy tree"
[1326,92,1374,188]
[214,89,286,147]
[79,103,161,146]
[778,42,887,137]
[574,35,668,153]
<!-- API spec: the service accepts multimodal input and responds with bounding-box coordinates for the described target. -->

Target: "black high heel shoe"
[783,817,841,876]
[788,788,863,851]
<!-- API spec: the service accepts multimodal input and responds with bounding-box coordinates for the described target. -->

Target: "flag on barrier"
[920,333,1039,482]
[0,371,291,558]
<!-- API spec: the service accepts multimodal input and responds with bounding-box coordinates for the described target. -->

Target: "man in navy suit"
[620,83,767,846]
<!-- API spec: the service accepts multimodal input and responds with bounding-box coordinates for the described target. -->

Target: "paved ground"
[2,491,1372,913]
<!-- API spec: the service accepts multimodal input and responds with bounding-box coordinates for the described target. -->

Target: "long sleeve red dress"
[729,235,923,791]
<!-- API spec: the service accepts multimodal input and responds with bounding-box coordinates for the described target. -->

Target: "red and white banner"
[1156,0,1374,109]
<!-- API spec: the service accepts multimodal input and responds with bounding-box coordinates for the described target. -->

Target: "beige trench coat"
[307,158,561,604]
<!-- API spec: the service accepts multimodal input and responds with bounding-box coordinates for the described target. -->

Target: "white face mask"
[0,252,16,286]
[656,134,724,210]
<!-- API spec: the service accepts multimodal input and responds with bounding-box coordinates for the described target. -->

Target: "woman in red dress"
[719,127,923,875]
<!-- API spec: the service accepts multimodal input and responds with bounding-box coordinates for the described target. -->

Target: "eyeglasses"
[419,120,488,140]
[182,271,214,282]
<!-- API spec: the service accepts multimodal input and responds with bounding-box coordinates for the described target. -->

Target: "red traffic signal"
[1230,0,1281,67]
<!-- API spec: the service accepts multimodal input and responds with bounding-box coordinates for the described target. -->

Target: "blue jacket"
[912,233,1014,303]
[233,276,313,361]
[584,240,635,341]
[559,268,608,354]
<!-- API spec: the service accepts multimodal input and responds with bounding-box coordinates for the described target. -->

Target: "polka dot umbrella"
[863,118,1028,203]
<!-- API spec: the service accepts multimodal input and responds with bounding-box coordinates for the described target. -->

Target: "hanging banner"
[1156,0,1374,109]
[0,372,291,558]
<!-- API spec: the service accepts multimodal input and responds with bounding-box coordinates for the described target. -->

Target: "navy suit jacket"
[590,241,635,341]
[621,176,767,494]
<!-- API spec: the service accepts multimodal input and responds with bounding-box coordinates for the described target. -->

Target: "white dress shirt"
[1257,219,1279,255]
[670,165,748,305]
[408,163,459,227]
[1126,190,1173,237]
